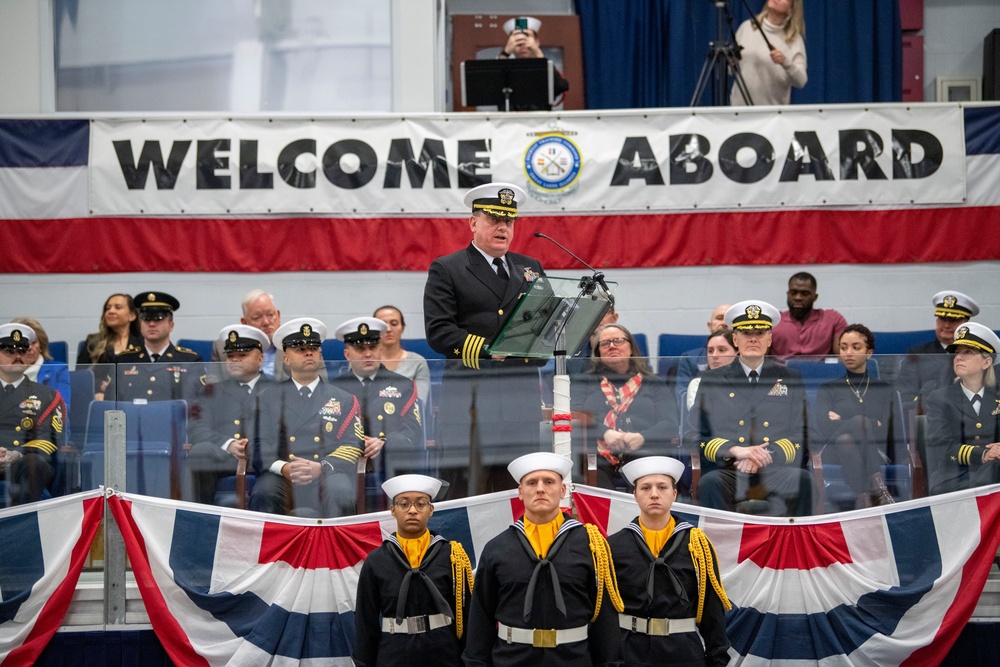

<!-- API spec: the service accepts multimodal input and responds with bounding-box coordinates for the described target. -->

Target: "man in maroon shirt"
[770,272,847,357]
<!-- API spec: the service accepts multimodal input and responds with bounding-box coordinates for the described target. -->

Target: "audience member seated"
[187,325,274,505]
[675,303,731,405]
[13,316,71,418]
[104,292,204,402]
[926,322,1000,494]
[566,303,619,376]
[770,272,847,357]
[249,318,366,517]
[685,329,737,410]
[372,305,431,402]
[77,292,142,367]
[815,324,895,507]
[208,290,327,382]
[571,323,679,490]
[0,323,64,506]
[897,290,979,411]
[686,301,812,516]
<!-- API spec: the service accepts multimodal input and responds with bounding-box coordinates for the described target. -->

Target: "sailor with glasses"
[353,474,472,667]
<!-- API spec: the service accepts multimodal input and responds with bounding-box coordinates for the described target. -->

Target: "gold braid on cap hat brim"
[473,203,518,218]
[935,307,973,319]
[952,338,996,355]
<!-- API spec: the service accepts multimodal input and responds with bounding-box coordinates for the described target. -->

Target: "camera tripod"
[690,0,754,106]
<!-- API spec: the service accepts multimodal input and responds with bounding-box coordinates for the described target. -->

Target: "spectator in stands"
[0,323,64,506]
[815,324,896,508]
[250,318,366,517]
[496,16,570,110]
[77,293,142,378]
[770,272,847,357]
[209,290,326,383]
[926,322,1000,494]
[675,303,732,405]
[687,300,812,516]
[12,316,71,418]
[685,329,738,410]
[187,325,273,506]
[897,290,979,411]
[567,303,619,376]
[372,305,431,402]
[572,323,679,491]
[103,292,204,402]
[330,317,424,511]
[731,0,807,106]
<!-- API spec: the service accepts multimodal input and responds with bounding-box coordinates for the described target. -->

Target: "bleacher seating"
[177,338,214,361]
[321,338,345,362]
[873,330,934,355]
[80,399,187,498]
[656,333,706,380]
[49,340,68,364]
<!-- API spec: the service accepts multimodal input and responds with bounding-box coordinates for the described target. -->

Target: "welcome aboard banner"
[88,106,965,216]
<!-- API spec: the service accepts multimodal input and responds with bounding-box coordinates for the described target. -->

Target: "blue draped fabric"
[576,0,901,109]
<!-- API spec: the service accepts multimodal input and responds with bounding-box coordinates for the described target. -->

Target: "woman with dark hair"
[685,329,737,410]
[372,305,431,402]
[815,323,896,507]
[78,293,141,366]
[573,324,679,490]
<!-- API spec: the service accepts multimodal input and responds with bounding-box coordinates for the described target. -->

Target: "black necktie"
[3,384,13,394]
[299,386,311,399]
[242,383,252,395]
[493,257,509,283]
[150,353,161,362]
[971,395,981,414]
[749,370,759,385]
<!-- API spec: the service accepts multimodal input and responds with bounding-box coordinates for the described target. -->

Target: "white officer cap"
[272,317,326,350]
[507,452,572,483]
[334,317,387,344]
[382,474,443,501]
[620,456,686,486]
[0,323,36,347]
[217,324,270,352]
[948,322,1000,358]
[725,300,781,331]
[932,291,979,320]
[502,16,542,34]
[464,182,527,220]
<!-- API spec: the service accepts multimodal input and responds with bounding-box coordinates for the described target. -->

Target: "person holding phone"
[496,15,569,110]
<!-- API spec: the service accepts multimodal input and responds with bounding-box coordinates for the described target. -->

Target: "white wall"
[2,261,997,368]
[924,0,1000,101]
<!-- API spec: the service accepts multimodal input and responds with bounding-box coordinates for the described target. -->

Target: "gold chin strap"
[688,527,732,623]
[585,524,624,621]
[450,541,474,639]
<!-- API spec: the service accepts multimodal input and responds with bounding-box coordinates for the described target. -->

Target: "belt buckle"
[532,628,557,648]
[648,618,669,636]
[408,616,427,634]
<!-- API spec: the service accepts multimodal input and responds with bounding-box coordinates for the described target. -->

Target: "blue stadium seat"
[873,330,935,355]
[177,338,214,361]
[68,369,95,447]
[656,333,706,380]
[80,399,186,498]
[49,340,68,364]
[321,339,345,362]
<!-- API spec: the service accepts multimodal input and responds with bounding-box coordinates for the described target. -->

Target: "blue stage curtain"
[576,0,901,109]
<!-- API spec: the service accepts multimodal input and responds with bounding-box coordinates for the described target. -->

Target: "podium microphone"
[533,232,615,306]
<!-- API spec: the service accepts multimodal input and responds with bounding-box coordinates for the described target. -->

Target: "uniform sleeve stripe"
[23,440,57,455]
[704,438,728,460]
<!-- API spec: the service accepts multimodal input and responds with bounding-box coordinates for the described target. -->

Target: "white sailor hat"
[382,474,443,501]
[218,324,270,352]
[272,317,326,350]
[620,456,686,486]
[725,300,781,331]
[464,182,527,220]
[507,452,572,483]
[502,16,542,34]
[334,317,387,344]
[0,322,36,348]
[933,291,979,320]
[948,322,1000,357]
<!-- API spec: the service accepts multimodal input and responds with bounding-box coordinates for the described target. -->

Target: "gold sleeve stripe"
[462,335,485,369]
[23,440,57,456]
[703,438,728,460]
[958,444,979,466]
[329,446,363,464]
[775,438,796,462]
